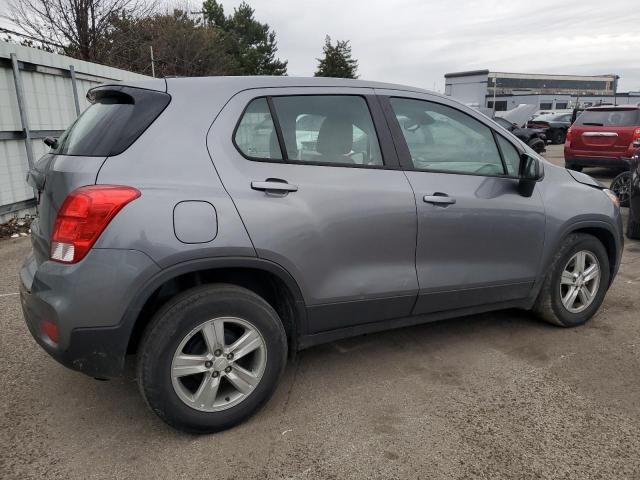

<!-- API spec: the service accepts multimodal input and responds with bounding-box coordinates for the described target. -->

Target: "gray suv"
[20,77,623,433]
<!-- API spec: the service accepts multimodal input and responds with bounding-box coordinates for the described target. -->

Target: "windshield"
[575,109,639,127]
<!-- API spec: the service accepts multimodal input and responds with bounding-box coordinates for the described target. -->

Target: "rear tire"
[137,284,288,433]
[534,233,610,327]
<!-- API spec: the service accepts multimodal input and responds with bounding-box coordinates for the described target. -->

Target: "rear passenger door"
[208,88,418,333]
[378,92,546,314]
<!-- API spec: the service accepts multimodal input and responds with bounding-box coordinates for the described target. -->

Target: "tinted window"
[54,88,170,157]
[496,135,520,176]
[390,98,505,176]
[270,96,383,166]
[487,100,507,111]
[575,109,639,126]
[234,98,282,160]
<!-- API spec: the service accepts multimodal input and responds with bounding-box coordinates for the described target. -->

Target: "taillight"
[632,128,640,147]
[51,185,140,263]
[566,127,573,143]
[41,319,59,344]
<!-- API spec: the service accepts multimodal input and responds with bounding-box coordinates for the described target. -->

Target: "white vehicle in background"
[495,104,538,127]
[533,109,573,118]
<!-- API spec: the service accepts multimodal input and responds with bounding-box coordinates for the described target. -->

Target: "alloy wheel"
[171,317,267,412]
[610,172,630,206]
[559,250,601,314]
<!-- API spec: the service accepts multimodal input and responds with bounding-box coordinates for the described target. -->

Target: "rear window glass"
[53,87,170,157]
[575,109,639,127]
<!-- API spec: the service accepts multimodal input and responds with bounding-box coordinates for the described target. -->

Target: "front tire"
[552,129,566,144]
[534,233,610,327]
[628,217,640,239]
[610,171,631,208]
[527,137,546,153]
[137,284,288,433]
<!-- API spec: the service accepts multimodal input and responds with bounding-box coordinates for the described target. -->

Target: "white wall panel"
[0,41,151,218]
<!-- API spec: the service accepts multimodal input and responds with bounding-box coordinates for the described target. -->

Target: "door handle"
[423,193,456,205]
[251,180,298,193]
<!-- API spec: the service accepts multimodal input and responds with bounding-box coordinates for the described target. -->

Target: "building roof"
[445,69,616,82]
[444,70,490,79]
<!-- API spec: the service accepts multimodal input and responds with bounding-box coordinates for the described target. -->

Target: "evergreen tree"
[315,36,358,79]
[203,0,287,75]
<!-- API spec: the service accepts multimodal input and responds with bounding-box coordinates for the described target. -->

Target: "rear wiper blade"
[43,136,58,149]
[582,122,604,126]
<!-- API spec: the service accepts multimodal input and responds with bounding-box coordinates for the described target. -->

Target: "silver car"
[20,77,623,433]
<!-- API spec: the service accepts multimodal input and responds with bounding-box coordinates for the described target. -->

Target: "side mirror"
[518,154,543,197]
[43,137,58,149]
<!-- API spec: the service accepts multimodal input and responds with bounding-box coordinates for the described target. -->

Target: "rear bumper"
[565,156,632,170]
[20,248,160,378]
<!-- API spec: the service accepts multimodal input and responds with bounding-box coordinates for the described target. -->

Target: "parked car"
[527,112,572,144]
[493,116,547,153]
[564,105,640,172]
[628,151,640,239]
[21,77,623,433]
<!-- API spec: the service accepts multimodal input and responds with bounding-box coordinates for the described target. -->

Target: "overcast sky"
[2,0,639,92]
[223,0,640,92]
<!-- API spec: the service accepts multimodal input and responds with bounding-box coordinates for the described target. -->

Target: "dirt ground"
[1,144,639,479]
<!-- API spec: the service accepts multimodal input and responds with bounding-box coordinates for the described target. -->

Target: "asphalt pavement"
[2,144,639,479]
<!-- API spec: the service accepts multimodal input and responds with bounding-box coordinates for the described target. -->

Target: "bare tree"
[9,0,154,61]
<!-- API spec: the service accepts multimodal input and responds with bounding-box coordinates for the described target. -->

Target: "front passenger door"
[380,93,546,315]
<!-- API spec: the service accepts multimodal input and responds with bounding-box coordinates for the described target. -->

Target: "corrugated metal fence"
[0,41,150,222]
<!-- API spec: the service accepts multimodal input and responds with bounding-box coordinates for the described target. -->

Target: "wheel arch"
[556,220,621,284]
[123,257,308,357]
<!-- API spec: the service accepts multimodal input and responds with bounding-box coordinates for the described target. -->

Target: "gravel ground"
[1,145,639,479]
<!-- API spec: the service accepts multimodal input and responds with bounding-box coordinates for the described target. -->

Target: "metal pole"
[492,73,497,115]
[150,45,155,78]
[69,65,81,117]
[10,53,38,201]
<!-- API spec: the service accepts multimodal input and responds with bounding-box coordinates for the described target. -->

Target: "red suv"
[565,105,640,171]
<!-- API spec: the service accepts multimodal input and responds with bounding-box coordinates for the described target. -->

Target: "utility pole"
[492,73,497,115]
[150,45,155,78]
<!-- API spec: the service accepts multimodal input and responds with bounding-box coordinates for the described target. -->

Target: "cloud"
[230,0,640,92]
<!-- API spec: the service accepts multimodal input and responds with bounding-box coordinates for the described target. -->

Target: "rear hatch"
[27,83,170,265]
[568,108,639,157]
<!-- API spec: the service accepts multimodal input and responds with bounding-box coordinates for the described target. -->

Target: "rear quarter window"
[53,86,170,157]
[575,109,639,127]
